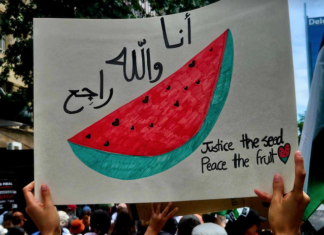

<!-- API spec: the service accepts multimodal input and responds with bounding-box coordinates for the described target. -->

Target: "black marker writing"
[232,153,249,168]
[201,140,234,154]
[201,156,227,173]
[106,47,163,83]
[63,70,113,114]
[256,149,276,165]
[261,128,284,147]
[160,13,191,49]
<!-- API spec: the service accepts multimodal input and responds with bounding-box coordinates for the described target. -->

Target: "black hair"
[178,215,201,235]
[161,218,178,235]
[111,211,134,235]
[90,209,111,235]
[7,227,25,235]
[3,211,13,221]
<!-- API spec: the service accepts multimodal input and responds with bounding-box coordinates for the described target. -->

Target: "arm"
[23,182,61,235]
[145,203,178,235]
[255,151,310,235]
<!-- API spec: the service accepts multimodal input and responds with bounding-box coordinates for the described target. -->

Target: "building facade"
[304,3,324,89]
[0,5,33,150]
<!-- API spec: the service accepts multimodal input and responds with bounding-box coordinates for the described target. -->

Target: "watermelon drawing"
[68,29,234,180]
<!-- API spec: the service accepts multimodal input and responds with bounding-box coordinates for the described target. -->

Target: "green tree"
[298,112,306,144]
[148,0,220,15]
[0,0,219,125]
[0,0,144,125]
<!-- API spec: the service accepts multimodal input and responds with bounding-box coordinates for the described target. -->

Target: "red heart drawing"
[277,143,291,164]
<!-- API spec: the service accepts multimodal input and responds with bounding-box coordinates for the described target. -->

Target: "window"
[0,35,5,54]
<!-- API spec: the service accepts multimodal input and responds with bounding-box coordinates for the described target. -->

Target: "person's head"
[112,211,134,235]
[83,206,91,214]
[116,204,127,214]
[236,208,265,235]
[12,212,26,227]
[2,212,13,229]
[192,223,227,235]
[161,217,178,235]
[178,215,201,235]
[225,208,265,235]
[70,219,85,235]
[58,211,69,228]
[81,214,90,227]
[90,209,111,235]
[67,205,77,215]
[136,220,149,235]
[202,214,215,224]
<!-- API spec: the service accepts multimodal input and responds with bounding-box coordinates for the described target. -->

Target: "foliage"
[298,112,306,144]
[147,0,220,15]
[0,0,219,125]
[0,0,144,125]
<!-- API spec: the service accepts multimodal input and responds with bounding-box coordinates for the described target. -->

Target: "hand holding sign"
[23,182,61,235]
[255,151,310,235]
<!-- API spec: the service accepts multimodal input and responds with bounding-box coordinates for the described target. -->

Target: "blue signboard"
[305,15,324,87]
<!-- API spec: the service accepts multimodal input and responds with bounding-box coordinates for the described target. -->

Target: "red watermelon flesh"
[69,30,228,157]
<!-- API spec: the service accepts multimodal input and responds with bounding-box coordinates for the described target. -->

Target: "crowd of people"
[0,151,311,235]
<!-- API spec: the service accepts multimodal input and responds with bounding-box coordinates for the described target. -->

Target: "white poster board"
[34,0,297,204]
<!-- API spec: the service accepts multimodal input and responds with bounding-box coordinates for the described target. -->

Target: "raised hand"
[255,151,310,235]
[145,202,178,235]
[23,182,61,235]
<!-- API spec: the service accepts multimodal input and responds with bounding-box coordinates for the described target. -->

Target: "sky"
[288,0,324,118]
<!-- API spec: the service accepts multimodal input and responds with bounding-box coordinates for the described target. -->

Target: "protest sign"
[34,0,297,204]
[0,179,17,210]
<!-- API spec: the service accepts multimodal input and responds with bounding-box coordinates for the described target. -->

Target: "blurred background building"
[0,4,33,150]
[304,3,324,89]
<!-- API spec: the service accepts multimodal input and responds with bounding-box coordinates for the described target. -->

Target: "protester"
[2,212,13,229]
[0,202,12,226]
[85,209,110,235]
[194,215,203,225]
[135,220,149,235]
[225,208,266,235]
[58,211,70,229]
[70,219,85,235]
[12,212,27,228]
[111,211,134,235]
[21,150,310,235]
[177,215,201,235]
[7,226,26,235]
[80,214,90,234]
[111,204,127,222]
[157,218,177,235]
[67,205,78,220]
[82,207,91,215]
[192,223,227,235]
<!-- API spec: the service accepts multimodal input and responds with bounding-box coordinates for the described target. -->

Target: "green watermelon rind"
[68,29,234,180]
[280,156,288,164]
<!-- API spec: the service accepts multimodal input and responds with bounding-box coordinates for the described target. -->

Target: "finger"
[254,189,272,202]
[162,202,172,216]
[40,184,53,209]
[23,182,35,207]
[293,151,306,194]
[272,174,284,203]
[156,203,161,214]
[166,207,178,219]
